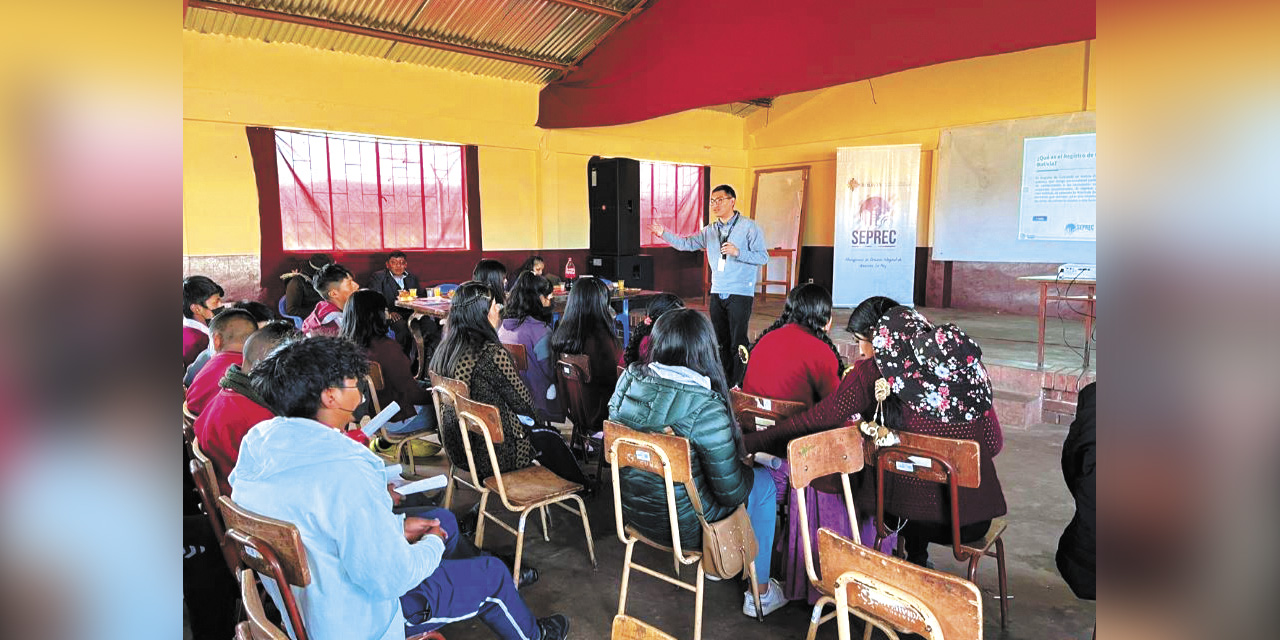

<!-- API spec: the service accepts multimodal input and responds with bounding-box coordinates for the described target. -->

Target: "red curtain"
[640,163,703,247]
[538,0,1095,129]
[272,130,468,252]
[248,127,484,304]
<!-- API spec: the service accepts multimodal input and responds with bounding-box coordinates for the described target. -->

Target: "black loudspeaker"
[587,254,654,291]
[588,156,641,256]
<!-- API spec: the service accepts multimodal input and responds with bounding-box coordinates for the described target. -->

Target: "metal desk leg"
[621,297,631,344]
[1082,288,1095,369]
[1037,283,1048,370]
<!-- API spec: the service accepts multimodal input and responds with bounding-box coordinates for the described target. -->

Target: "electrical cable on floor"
[1053,273,1098,389]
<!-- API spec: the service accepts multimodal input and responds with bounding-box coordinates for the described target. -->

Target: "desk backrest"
[730,389,806,433]
[877,431,981,489]
[502,342,529,372]
[818,528,982,640]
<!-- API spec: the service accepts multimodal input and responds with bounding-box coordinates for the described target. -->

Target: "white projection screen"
[933,112,1096,263]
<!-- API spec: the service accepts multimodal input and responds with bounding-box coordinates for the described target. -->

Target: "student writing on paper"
[340,290,438,459]
[230,336,566,640]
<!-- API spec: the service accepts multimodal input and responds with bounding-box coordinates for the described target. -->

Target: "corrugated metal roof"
[184,0,645,84]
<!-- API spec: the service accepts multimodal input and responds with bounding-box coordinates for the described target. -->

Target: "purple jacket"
[498,317,563,421]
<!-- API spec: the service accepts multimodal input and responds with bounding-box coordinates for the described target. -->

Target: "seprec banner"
[832,144,920,308]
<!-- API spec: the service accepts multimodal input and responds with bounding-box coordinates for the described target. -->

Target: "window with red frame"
[274,129,469,251]
[640,162,705,247]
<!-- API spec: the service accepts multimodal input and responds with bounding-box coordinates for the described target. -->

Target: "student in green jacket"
[609,308,786,618]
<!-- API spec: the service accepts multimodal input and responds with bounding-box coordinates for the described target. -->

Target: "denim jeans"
[744,465,778,584]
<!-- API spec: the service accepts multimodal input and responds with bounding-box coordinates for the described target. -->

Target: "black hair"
[210,309,258,349]
[846,295,901,335]
[551,276,614,356]
[746,283,844,375]
[504,271,553,327]
[846,295,904,427]
[712,184,737,199]
[472,259,508,305]
[250,335,369,419]
[312,263,353,299]
[243,320,300,370]
[229,300,278,324]
[387,250,407,261]
[429,281,500,376]
[623,293,684,365]
[182,275,224,319]
[648,309,735,423]
[517,255,546,274]
[339,289,391,349]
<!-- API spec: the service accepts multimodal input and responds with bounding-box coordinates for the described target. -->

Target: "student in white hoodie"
[230,336,569,640]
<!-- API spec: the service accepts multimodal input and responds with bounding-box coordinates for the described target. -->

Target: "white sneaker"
[742,578,787,618]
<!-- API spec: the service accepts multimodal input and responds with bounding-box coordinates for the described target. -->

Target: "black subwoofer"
[588,156,641,256]
[587,254,654,291]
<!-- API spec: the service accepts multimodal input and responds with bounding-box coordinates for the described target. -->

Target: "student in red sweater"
[739,283,847,603]
[182,275,223,369]
[748,299,1006,567]
[302,263,359,335]
[740,283,845,406]
[193,321,297,494]
[185,309,257,414]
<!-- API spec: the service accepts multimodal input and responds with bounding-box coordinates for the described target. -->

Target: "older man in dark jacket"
[368,251,422,354]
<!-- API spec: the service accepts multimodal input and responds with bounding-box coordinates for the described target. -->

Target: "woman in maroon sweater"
[746,299,1006,567]
[741,283,844,405]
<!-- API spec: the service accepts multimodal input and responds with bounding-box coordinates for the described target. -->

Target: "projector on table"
[1057,263,1097,280]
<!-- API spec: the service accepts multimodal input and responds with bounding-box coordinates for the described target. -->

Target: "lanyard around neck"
[717,212,740,243]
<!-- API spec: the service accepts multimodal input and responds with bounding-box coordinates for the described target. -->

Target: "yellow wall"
[184,31,1093,257]
[743,40,1096,247]
[183,31,747,255]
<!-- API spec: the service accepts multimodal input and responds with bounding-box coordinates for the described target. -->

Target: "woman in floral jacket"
[745,301,1006,567]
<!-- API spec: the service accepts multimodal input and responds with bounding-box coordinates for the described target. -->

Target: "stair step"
[993,389,1041,431]
[985,363,1044,396]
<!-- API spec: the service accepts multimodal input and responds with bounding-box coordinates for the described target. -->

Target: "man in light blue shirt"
[649,184,768,382]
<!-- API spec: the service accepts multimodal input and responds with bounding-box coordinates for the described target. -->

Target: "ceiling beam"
[546,0,626,19]
[558,0,648,79]
[187,0,572,72]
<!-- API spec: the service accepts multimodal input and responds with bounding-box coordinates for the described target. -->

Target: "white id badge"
[717,255,727,271]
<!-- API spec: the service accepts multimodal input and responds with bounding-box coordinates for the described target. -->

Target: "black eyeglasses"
[709,196,733,204]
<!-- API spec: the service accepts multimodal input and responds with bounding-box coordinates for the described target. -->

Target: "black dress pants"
[708,293,754,384]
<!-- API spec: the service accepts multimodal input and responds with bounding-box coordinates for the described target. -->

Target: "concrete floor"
[418,422,1094,640]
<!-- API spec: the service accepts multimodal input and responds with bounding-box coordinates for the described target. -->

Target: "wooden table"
[1017,275,1096,370]
[395,288,666,344]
